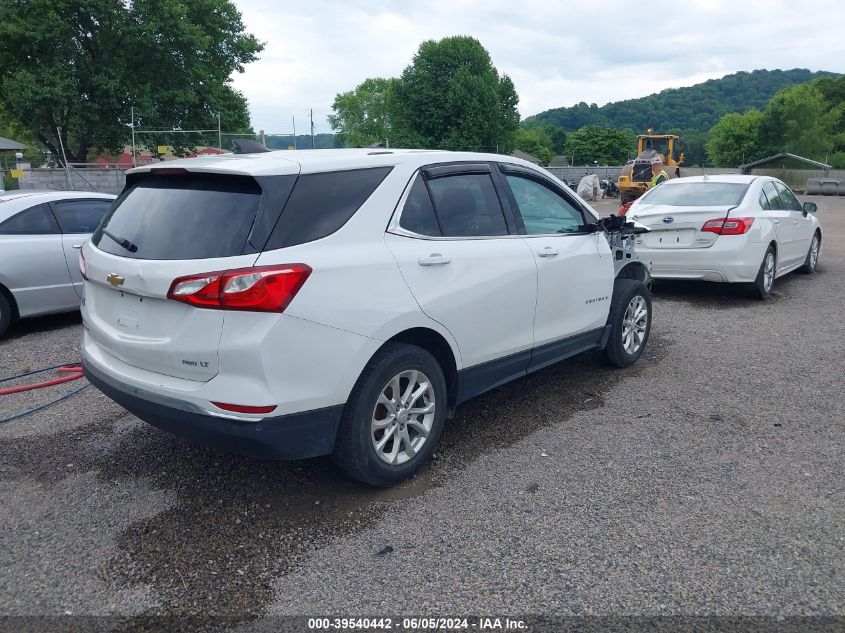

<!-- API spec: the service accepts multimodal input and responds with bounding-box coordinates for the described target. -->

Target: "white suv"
[81,149,652,486]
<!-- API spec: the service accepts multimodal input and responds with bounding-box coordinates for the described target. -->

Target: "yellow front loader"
[617,133,685,203]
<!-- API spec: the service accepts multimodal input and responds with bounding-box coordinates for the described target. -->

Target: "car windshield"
[640,182,750,206]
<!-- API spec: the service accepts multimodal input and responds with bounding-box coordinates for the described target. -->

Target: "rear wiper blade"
[101,229,139,253]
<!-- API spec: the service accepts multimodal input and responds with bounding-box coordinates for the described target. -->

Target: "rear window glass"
[640,182,750,206]
[92,174,261,260]
[265,167,392,249]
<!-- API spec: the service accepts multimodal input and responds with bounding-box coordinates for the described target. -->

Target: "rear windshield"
[640,182,750,206]
[92,174,261,259]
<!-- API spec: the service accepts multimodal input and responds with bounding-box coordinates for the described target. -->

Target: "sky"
[229,0,845,135]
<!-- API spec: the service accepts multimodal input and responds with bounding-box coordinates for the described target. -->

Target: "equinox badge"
[106,273,125,287]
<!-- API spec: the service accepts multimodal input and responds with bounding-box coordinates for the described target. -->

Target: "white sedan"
[628,175,822,298]
[0,190,116,336]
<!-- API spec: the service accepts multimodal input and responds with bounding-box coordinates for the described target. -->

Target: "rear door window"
[0,203,60,235]
[399,175,440,236]
[92,174,262,259]
[265,167,392,249]
[52,199,112,234]
[762,181,783,209]
[427,174,508,237]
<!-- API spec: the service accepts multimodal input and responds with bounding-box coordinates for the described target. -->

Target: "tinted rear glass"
[265,167,391,249]
[640,182,750,206]
[92,174,261,259]
[427,173,508,237]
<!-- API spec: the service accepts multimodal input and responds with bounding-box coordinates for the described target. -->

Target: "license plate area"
[642,228,697,248]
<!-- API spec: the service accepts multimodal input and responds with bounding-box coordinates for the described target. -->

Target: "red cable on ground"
[0,365,83,396]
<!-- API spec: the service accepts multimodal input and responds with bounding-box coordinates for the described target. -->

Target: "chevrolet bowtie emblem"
[106,273,125,287]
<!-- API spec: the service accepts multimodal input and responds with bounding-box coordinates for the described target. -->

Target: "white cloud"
[229,0,845,134]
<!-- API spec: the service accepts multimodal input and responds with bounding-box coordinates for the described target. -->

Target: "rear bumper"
[637,237,766,283]
[83,358,343,460]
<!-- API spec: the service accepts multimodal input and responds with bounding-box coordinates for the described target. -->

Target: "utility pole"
[260,130,266,146]
[310,109,315,149]
[56,126,73,190]
[217,112,222,150]
[292,116,296,150]
[130,106,137,167]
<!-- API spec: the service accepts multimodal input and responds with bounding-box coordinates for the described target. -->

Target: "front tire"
[603,279,652,368]
[333,343,447,486]
[799,232,820,274]
[751,245,776,299]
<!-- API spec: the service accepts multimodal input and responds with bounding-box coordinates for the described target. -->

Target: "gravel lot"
[1,195,842,630]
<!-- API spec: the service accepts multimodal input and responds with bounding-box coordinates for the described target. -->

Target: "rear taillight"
[79,250,87,279]
[701,216,754,235]
[167,264,311,312]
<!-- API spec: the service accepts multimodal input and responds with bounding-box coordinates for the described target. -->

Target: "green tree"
[512,127,553,165]
[524,69,837,134]
[391,36,519,151]
[328,78,397,147]
[705,110,765,167]
[565,126,634,164]
[0,0,263,164]
[760,83,834,160]
[0,102,39,161]
[671,129,708,166]
[812,75,845,167]
[544,125,568,155]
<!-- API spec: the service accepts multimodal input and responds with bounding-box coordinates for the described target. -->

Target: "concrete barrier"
[820,180,839,196]
[806,178,822,195]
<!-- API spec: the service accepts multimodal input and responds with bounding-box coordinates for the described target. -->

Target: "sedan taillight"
[167,264,312,312]
[701,216,754,235]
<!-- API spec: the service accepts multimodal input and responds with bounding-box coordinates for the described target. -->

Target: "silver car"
[0,190,115,336]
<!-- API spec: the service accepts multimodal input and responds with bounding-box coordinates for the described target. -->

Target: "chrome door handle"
[537,247,559,257]
[72,244,84,249]
[418,254,451,266]
[773,219,779,224]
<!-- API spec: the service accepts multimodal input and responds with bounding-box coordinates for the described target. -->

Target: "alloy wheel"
[810,236,819,269]
[371,369,436,465]
[763,252,775,293]
[621,295,648,355]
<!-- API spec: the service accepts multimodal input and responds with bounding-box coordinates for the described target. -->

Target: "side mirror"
[802,201,817,216]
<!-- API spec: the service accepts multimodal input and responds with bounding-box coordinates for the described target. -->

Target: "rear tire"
[333,343,447,487]
[0,292,12,338]
[751,245,776,299]
[603,279,652,368]
[799,232,820,274]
